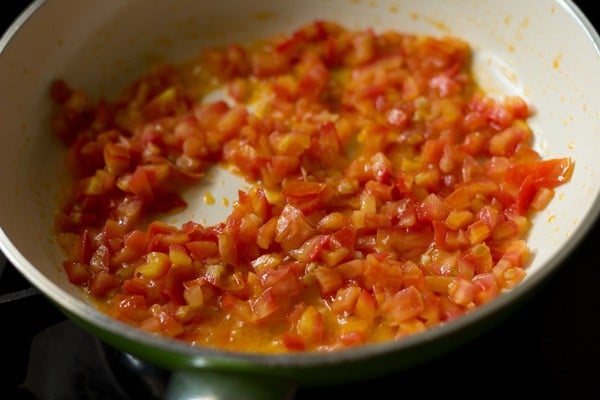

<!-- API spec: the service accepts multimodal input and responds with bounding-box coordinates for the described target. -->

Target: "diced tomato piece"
[418,193,450,222]
[104,142,131,175]
[63,261,90,285]
[161,262,197,305]
[467,220,491,245]
[282,333,306,351]
[135,252,170,279]
[222,294,254,323]
[128,166,154,200]
[337,259,366,280]
[314,266,344,294]
[275,205,317,251]
[89,271,120,297]
[380,286,425,325]
[354,289,377,322]
[489,122,530,156]
[296,306,324,345]
[185,240,219,260]
[260,263,304,298]
[297,54,330,97]
[182,281,204,309]
[114,294,151,323]
[425,275,453,294]
[331,286,362,314]
[448,277,477,306]
[251,288,279,321]
[492,259,526,289]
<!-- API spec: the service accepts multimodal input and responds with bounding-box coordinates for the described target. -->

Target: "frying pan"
[1,1,600,398]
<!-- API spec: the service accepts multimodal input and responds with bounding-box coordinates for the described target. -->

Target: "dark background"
[0,1,598,399]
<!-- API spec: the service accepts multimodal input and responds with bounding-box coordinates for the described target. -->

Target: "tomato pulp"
[50,20,573,353]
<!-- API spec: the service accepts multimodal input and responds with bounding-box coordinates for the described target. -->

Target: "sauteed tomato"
[49,20,573,353]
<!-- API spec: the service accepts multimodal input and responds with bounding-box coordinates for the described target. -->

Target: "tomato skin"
[505,158,573,188]
[50,20,574,354]
[506,158,573,214]
[282,179,327,200]
[515,175,538,214]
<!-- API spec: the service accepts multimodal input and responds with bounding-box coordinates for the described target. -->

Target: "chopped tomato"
[50,20,573,353]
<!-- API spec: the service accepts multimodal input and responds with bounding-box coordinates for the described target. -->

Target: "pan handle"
[165,369,297,400]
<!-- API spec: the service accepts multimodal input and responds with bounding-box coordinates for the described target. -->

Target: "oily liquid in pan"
[48,20,573,353]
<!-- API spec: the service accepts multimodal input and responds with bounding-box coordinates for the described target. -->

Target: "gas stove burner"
[100,342,170,400]
[0,252,40,304]
[18,318,170,400]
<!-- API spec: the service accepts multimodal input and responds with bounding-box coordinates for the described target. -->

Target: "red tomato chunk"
[50,20,573,353]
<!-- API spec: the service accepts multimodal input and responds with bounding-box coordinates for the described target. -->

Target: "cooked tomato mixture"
[49,20,573,353]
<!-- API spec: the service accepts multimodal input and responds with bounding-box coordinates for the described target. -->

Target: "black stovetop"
[1,1,598,399]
